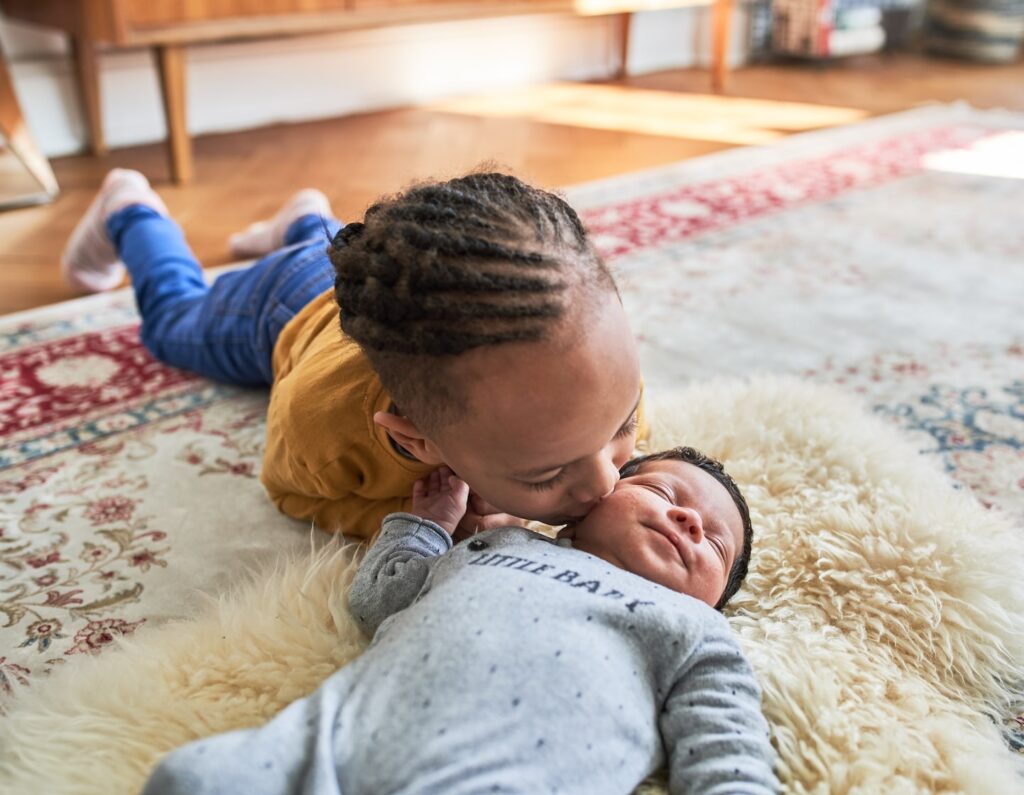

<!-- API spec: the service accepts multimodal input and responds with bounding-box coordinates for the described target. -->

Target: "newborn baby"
[143,446,779,795]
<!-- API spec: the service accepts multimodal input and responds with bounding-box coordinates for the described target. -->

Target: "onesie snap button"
[467,539,488,551]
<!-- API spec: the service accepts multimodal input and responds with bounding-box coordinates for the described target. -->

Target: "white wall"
[2,7,749,158]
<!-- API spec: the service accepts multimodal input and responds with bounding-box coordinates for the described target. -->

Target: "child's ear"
[373,411,445,465]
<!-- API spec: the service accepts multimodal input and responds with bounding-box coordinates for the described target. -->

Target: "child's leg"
[228,189,333,258]
[107,205,274,386]
[109,206,340,386]
[60,169,168,292]
[282,210,339,248]
[63,170,340,386]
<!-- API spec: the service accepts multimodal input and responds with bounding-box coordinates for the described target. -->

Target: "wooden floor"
[3,52,1023,315]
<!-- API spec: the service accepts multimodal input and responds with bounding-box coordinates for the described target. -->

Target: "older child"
[141,447,778,795]
[62,170,646,537]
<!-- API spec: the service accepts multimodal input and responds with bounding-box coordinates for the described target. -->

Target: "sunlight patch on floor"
[428,83,870,145]
[923,131,1024,180]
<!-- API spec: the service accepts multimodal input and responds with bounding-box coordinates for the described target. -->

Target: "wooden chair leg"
[71,36,107,156]
[711,0,735,93]
[0,45,59,201]
[155,44,193,185]
[615,12,633,80]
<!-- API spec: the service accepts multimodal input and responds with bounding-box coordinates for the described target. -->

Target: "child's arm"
[273,489,410,538]
[660,622,779,795]
[348,468,469,637]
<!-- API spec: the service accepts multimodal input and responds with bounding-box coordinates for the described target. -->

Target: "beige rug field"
[1,378,1023,793]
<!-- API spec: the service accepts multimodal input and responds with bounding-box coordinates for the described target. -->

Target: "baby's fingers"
[433,466,454,493]
[413,470,440,501]
[447,474,470,501]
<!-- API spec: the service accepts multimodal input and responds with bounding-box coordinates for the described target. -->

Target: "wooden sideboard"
[3,0,735,183]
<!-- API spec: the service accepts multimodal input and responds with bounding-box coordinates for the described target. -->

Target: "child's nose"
[669,506,704,543]
[570,454,619,506]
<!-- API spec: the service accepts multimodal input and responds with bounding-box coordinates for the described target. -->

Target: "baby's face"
[560,459,744,607]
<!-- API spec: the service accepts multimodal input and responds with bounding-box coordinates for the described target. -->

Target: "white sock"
[228,189,332,258]
[60,169,169,293]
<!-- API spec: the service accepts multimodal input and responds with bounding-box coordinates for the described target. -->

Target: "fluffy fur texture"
[2,378,1022,794]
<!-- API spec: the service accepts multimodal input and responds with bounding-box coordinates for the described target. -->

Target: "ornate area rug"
[1,104,1022,791]
[0,294,314,695]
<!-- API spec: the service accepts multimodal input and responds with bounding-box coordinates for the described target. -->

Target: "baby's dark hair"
[330,171,617,432]
[619,446,753,611]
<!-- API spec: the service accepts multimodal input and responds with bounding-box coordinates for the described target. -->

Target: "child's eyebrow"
[513,393,642,478]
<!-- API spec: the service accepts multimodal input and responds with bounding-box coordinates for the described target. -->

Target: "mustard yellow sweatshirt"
[263,290,648,537]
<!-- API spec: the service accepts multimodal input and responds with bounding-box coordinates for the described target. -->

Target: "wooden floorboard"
[2,53,1022,315]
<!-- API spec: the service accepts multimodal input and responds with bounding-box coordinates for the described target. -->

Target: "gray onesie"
[143,514,779,795]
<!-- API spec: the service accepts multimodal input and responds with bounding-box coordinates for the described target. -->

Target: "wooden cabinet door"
[348,1,550,9]
[120,0,354,28]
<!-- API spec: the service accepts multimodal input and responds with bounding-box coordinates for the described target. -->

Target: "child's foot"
[60,169,169,293]
[228,189,332,258]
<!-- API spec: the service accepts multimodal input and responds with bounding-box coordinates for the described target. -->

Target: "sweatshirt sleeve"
[261,407,424,538]
[261,320,432,538]
[347,513,452,637]
[660,623,779,795]
[270,486,412,540]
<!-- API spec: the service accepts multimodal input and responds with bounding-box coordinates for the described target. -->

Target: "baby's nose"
[669,506,704,542]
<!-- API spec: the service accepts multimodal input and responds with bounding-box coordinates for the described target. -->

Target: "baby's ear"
[373,411,445,465]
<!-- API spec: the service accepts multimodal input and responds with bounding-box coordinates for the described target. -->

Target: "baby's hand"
[454,493,526,542]
[412,466,470,536]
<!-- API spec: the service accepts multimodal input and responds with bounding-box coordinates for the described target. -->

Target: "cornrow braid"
[330,171,618,430]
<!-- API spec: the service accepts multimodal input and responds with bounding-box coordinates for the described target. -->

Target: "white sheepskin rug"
[2,377,1023,794]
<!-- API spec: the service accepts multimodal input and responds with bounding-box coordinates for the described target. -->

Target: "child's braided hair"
[329,171,618,431]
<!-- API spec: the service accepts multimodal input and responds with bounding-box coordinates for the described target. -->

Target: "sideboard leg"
[711,0,735,92]
[615,12,633,79]
[156,44,193,184]
[71,35,107,156]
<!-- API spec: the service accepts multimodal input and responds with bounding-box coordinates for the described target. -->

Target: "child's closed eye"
[525,469,567,492]
[614,413,639,439]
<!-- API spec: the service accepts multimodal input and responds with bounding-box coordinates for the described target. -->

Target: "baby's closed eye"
[643,482,674,502]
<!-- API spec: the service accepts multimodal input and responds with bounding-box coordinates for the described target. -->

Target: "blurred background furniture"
[924,0,1024,62]
[750,0,925,59]
[741,0,934,61]
[0,40,58,209]
[3,0,739,185]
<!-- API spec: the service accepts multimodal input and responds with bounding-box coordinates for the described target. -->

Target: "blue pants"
[108,206,341,386]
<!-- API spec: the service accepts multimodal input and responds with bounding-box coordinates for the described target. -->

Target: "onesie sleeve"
[347,512,452,637]
[660,621,779,795]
